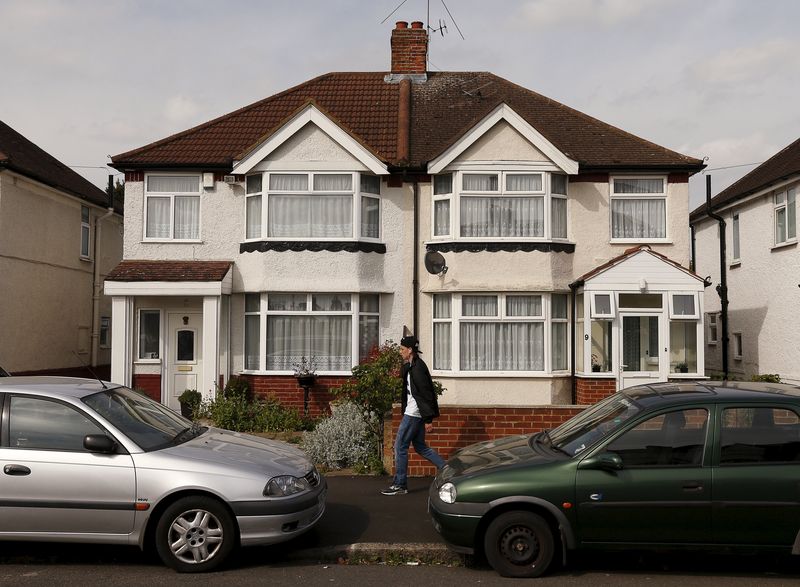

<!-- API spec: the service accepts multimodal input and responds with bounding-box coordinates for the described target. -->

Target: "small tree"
[331,341,444,460]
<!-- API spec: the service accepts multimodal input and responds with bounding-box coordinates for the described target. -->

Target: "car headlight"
[438,482,457,504]
[264,475,309,497]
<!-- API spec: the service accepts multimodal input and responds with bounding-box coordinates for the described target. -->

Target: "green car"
[429,381,800,578]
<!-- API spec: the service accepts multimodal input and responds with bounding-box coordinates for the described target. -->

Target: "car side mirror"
[84,434,117,454]
[578,452,623,471]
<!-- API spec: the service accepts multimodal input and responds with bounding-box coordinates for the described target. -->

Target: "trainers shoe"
[381,484,408,495]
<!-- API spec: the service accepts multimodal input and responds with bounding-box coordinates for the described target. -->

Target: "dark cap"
[400,335,421,352]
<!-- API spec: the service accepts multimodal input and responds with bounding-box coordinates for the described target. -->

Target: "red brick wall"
[385,405,586,477]
[575,377,617,405]
[239,375,349,418]
[133,374,161,402]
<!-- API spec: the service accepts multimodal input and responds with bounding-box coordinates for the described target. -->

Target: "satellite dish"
[424,251,448,275]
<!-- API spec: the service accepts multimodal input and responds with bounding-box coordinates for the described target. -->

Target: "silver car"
[0,377,326,572]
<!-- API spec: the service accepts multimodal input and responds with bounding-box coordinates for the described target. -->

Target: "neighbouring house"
[107,21,705,418]
[0,121,123,376]
[691,137,800,384]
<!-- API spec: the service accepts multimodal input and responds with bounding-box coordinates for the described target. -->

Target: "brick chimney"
[391,21,427,75]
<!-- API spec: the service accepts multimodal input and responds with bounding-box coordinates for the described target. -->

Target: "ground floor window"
[432,292,568,373]
[670,321,698,373]
[138,309,160,360]
[243,293,379,373]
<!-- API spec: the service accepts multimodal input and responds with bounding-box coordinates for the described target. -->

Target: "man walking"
[382,334,445,495]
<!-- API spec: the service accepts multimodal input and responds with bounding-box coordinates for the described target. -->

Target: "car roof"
[0,376,114,399]
[622,380,800,408]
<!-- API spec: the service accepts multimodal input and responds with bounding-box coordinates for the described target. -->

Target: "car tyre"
[155,496,237,573]
[483,511,554,578]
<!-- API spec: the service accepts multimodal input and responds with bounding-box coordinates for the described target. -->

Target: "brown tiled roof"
[111,72,703,172]
[0,120,111,208]
[690,136,800,222]
[106,260,232,282]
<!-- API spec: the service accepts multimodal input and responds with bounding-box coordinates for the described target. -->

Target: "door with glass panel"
[166,313,203,412]
[619,313,663,390]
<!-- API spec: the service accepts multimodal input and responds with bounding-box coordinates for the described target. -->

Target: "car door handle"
[682,481,703,492]
[4,464,31,476]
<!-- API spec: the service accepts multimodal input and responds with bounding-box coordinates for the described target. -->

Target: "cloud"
[164,95,203,124]
[514,0,678,28]
[688,38,800,87]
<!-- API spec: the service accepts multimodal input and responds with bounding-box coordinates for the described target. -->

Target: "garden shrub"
[752,373,781,383]
[301,402,378,471]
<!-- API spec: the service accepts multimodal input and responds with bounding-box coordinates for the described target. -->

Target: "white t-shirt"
[404,371,421,417]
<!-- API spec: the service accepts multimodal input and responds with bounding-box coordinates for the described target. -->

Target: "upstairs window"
[144,174,201,240]
[731,212,740,262]
[80,205,91,258]
[774,187,796,246]
[611,176,666,240]
[245,172,381,241]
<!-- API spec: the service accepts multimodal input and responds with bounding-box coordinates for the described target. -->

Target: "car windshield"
[545,392,642,456]
[83,386,202,451]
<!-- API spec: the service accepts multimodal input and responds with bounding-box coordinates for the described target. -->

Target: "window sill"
[240,241,386,254]
[771,240,797,252]
[730,260,741,268]
[79,256,91,262]
[134,359,161,365]
[426,241,575,254]
[431,371,571,378]
[142,239,203,244]
[610,238,672,245]
[239,370,352,377]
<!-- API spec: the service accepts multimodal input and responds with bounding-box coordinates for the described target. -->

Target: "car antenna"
[72,351,108,389]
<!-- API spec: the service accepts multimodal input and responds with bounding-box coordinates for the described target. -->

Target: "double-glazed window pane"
[312,294,351,312]
[266,315,351,371]
[246,195,262,239]
[360,175,380,195]
[270,174,307,191]
[732,213,740,260]
[246,175,263,194]
[358,294,379,362]
[146,197,171,238]
[551,197,567,238]
[433,294,452,371]
[461,196,544,237]
[460,322,543,370]
[361,196,380,238]
[174,196,200,239]
[147,175,199,193]
[611,198,666,238]
[613,178,664,194]
[434,174,453,195]
[672,294,696,316]
[670,321,697,372]
[551,174,567,195]
[268,194,352,238]
[139,310,160,359]
[552,323,567,370]
[463,174,498,192]
[434,199,450,236]
[314,174,352,191]
[244,314,260,370]
[268,294,307,311]
[463,295,498,317]
[506,174,542,192]
[506,295,542,317]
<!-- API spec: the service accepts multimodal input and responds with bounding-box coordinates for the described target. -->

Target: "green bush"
[178,389,202,419]
[752,373,781,383]
[222,375,251,400]
[200,391,315,433]
[301,402,380,472]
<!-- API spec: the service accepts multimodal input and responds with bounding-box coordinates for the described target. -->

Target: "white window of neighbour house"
[80,205,91,258]
[610,176,667,240]
[707,313,718,345]
[247,293,380,373]
[144,174,201,240]
[733,332,743,360]
[244,172,381,241]
[99,317,110,348]
[774,188,796,246]
[731,212,740,263]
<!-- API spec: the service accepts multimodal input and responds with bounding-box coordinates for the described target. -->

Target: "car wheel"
[155,496,237,573]
[483,511,554,578]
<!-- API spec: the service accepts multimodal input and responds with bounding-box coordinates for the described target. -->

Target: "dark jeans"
[393,414,445,487]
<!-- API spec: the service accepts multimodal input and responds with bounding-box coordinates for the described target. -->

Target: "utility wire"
[440,0,464,39]
[380,0,408,24]
[701,161,763,174]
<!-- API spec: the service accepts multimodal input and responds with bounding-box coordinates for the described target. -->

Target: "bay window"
[244,172,381,241]
[432,292,568,373]
[610,176,666,240]
[432,170,568,241]
[144,174,201,240]
[774,187,796,246]
[243,292,379,373]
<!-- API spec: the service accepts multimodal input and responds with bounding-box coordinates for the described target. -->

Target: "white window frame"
[668,292,699,319]
[99,316,110,348]
[244,172,382,243]
[80,205,91,259]
[243,292,380,375]
[733,332,743,360]
[590,293,615,319]
[550,293,569,372]
[707,312,718,345]
[432,292,569,376]
[432,173,454,239]
[774,187,797,247]
[432,293,453,370]
[731,211,740,264]
[550,173,569,240]
[245,175,263,240]
[243,293,262,371]
[143,173,202,242]
[137,308,161,362]
[609,175,668,243]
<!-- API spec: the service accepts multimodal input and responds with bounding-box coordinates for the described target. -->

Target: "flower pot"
[296,375,316,388]
[179,402,192,418]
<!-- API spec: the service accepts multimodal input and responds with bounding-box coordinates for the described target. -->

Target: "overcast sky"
[2,0,799,209]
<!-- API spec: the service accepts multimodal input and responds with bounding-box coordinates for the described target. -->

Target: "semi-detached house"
[107,21,706,416]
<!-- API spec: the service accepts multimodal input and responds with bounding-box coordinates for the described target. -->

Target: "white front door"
[166,313,203,412]
[618,313,664,390]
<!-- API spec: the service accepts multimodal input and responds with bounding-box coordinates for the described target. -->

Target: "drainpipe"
[412,178,419,336]
[91,176,117,368]
[705,174,729,379]
[689,224,696,272]
[568,281,582,404]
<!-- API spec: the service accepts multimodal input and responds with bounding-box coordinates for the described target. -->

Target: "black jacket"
[400,355,440,423]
